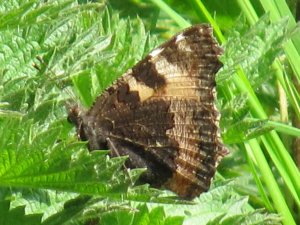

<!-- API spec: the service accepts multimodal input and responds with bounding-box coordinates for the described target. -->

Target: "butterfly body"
[68,24,228,199]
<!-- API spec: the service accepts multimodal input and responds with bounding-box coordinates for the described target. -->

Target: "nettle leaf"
[222,119,273,144]
[206,209,281,225]
[158,180,280,225]
[100,204,184,225]
[41,195,92,225]
[216,15,288,143]
[0,143,143,196]
[220,94,249,128]
[1,188,77,223]
[0,199,42,225]
[0,0,99,30]
[0,1,105,112]
[219,95,274,144]
[218,14,288,87]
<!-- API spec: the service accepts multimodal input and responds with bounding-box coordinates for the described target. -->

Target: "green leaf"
[0,200,42,225]
[223,119,273,144]
[160,180,280,225]
[218,15,288,87]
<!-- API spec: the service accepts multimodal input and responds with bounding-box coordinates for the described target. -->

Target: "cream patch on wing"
[126,73,155,102]
[149,55,199,98]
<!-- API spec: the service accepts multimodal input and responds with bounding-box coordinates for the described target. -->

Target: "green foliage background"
[0,0,299,224]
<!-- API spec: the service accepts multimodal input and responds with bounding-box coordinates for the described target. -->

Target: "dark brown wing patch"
[68,24,228,199]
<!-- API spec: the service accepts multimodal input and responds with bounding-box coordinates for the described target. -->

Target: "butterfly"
[68,24,228,199]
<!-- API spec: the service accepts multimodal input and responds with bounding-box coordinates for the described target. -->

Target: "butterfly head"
[67,103,86,140]
[67,103,110,150]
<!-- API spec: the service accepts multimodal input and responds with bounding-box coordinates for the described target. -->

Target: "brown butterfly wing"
[70,24,227,199]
